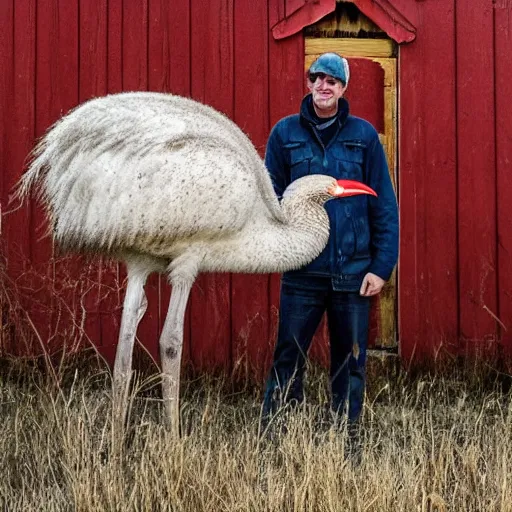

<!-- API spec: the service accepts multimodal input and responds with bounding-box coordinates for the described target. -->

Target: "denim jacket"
[265,95,399,291]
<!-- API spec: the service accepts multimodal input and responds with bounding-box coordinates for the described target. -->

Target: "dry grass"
[1,358,511,512]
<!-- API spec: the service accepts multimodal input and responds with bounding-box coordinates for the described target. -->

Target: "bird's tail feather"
[13,136,51,203]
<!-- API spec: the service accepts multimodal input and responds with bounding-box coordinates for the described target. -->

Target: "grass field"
[1,357,511,511]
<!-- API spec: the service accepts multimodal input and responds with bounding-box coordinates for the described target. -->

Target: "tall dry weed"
[0,358,511,511]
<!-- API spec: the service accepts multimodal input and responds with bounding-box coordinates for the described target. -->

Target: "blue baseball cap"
[309,53,350,86]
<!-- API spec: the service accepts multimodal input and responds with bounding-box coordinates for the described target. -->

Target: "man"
[262,53,399,428]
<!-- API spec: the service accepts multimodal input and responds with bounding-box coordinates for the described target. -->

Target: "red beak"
[329,179,377,198]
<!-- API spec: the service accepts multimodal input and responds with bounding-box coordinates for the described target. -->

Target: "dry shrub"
[0,357,511,512]
[0,248,125,364]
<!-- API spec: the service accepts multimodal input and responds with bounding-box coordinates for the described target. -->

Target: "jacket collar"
[300,94,350,128]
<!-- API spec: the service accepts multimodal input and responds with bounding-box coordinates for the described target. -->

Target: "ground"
[1,356,511,511]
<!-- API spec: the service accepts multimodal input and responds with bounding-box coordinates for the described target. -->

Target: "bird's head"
[282,175,377,205]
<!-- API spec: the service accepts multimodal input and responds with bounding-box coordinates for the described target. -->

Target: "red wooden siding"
[398,1,459,362]
[1,0,512,373]
[78,0,107,355]
[5,0,38,355]
[457,0,497,358]
[495,0,512,360]
[399,0,510,363]
[189,0,233,372]
[231,0,271,382]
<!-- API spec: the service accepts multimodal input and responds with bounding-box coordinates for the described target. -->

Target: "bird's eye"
[327,182,340,195]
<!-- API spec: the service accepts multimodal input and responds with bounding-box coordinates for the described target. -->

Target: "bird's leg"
[112,264,149,425]
[159,275,194,436]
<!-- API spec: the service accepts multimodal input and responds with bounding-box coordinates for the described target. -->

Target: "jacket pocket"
[285,142,313,180]
[334,140,365,180]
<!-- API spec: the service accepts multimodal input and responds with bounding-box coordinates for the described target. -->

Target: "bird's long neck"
[201,198,331,274]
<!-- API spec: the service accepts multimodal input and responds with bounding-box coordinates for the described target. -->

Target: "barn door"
[305,37,398,350]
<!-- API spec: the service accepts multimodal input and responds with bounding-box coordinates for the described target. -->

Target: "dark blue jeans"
[262,276,370,423]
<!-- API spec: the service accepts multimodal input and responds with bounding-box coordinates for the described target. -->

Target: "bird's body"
[23,94,275,249]
[19,92,376,431]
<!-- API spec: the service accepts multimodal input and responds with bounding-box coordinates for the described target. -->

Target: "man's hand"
[360,272,386,297]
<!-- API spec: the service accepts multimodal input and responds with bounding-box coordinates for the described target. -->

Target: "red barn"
[1,0,510,377]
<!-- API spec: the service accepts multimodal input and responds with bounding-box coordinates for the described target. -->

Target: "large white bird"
[18,92,376,432]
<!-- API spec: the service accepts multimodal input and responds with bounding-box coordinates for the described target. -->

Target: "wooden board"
[456,0,498,358]
[122,0,148,91]
[189,0,233,372]
[351,0,415,43]
[77,0,108,360]
[494,0,512,361]
[79,0,108,101]
[0,0,17,355]
[0,2,12,205]
[399,1,459,362]
[33,0,78,353]
[6,0,37,356]
[231,0,271,382]
[149,0,191,97]
[286,0,306,18]
[273,0,335,40]
[107,0,123,94]
[306,37,394,58]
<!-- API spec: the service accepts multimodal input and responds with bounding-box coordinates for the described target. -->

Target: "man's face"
[307,72,346,117]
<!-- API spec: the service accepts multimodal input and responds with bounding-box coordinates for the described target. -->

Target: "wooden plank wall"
[0,0,303,381]
[398,1,459,363]
[495,0,512,361]
[189,0,233,373]
[1,0,511,372]
[399,0,511,364]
